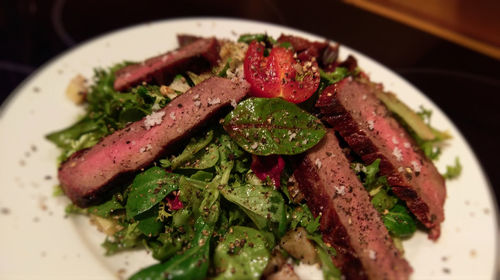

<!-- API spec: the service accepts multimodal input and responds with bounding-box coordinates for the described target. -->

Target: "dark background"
[1,0,499,201]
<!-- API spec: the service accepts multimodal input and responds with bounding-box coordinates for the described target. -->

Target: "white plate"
[0,18,497,280]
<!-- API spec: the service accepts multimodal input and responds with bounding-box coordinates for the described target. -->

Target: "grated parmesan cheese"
[411,160,422,173]
[169,112,176,120]
[335,185,346,195]
[404,142,411,149]
[144,111,165,130]
[207,97,221,106]
[392,147,403,161]
[368,249,377,260]
[392,136,399,145]
[230,99,238,108]
[367,120,375,131]
[139,144,152,153]
[315,158,322,169]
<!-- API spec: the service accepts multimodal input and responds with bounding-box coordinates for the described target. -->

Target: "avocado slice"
[374,89,437,141]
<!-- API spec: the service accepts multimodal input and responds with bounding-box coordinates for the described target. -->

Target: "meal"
[47,32,461,280]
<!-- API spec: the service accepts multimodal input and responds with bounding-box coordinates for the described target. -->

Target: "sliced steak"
[316,78,446,239]
[294,131,412,280]
[277,34,329,63]
[59,77,249,207]
[114,38,220,91]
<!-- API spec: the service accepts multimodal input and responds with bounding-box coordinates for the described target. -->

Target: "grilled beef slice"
[113,37,220,91]
[59,77,249,207]
[294,131,412,280]
[316,78,446,240]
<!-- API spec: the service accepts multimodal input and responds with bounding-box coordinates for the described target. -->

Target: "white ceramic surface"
[0,18,497,280]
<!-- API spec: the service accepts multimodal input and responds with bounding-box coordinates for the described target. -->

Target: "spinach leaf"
[130,218,212,280]
[383,204,417,238]
[214,226,270,280]
[126,167,179,219]
[223,98,326,155]
[220,183,286,231]
[136,206,163,236]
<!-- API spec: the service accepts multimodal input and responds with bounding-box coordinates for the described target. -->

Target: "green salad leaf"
[214,226,270,280]
[220,183,286,231]
[443,157,462,180]
[382,204,417,238]
[223,98,326,155]
[126,167,180,219]
[130,218,212,280]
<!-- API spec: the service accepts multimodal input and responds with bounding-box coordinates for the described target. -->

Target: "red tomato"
[243,42,320,103]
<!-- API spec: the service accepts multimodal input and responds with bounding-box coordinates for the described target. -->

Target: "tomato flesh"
[244,42,320,104]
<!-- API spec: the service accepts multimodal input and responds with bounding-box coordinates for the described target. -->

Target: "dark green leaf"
[371,188,398,213]
[223,98,326,155]
[178,143,219,170]
[383,204,416,238]
[214,226,270,280]
[130,218,212,280]
[136,206,163,236]
[316,244,341,280]
[88,195,123,218]
[220,183,285,229]
[167,130,214,170]
[319,67,349,85]
[145,233,183,262]
[126,167,180,219]
[237,34,275,45]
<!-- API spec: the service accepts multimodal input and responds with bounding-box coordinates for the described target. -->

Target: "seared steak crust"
[295,131,412,280]
[59,77,249,207]
[316,78,446,239]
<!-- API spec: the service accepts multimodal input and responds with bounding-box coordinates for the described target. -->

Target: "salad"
[47,32,461,280]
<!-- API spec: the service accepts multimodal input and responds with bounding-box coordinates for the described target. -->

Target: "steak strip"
[59,77,249,207]
[113,37,220,91]
[294,131,412,280]
[316,78,446,239]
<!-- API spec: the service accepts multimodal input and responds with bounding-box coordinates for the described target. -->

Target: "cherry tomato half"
[243,41,320,104]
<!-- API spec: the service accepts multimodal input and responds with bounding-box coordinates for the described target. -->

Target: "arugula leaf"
[214,226,270,280]
[289,204,320,234]
[102,222,143,255]
[88,194,123,218]
[382,204,417,238]
[316,245,342,280]
[443,157,462,180]
[223,98,326,155]
[319,67,349,85]
[371,189,398,213]
[237,33,276,45]
[162,130,214,170]
[126,167,180,219]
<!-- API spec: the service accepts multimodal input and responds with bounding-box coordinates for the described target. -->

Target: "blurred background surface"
[1,0,499,201]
